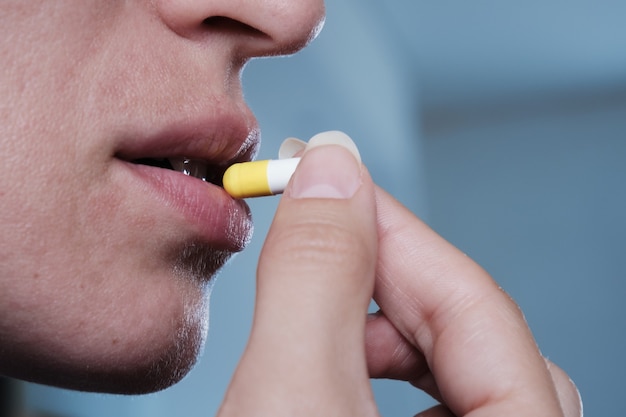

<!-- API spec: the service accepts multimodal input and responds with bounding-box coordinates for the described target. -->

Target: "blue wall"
[422,95,626,416]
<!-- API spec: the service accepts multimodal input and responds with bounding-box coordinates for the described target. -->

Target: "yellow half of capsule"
[222,160,271,198]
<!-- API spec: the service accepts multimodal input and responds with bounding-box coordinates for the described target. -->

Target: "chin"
[60,338,204,395]
[75,325,208,395]
[9,314,208,395]
[67,247,222,394]
[2,278,212,395]
[71,289,212,394]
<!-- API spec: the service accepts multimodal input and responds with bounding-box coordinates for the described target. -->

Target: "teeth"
[169,158,209,181]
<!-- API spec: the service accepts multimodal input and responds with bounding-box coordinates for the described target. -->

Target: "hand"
[216,132,581,417]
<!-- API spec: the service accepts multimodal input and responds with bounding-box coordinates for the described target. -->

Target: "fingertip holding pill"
[222,131,360,199]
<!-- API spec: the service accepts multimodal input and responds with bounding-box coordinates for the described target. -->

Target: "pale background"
[19,1,626,415]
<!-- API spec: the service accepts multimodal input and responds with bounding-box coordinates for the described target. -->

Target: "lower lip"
[120,161,253,252]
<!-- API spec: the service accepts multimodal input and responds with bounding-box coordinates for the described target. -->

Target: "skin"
[0,1,581,415]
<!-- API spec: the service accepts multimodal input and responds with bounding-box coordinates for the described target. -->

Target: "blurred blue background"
[18,1,626,415]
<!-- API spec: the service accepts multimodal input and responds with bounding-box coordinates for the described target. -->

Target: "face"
[0,0,324,393]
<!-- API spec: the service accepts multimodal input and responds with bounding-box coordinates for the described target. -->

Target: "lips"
[114,108,259,253]
[115,110,260,169]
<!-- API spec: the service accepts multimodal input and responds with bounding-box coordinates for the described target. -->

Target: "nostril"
[201,16,266,39]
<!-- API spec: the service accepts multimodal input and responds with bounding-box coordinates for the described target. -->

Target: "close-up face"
[0,0,324,393]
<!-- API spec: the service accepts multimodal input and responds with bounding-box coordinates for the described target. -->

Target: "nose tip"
[261,4,326,56]
[155,1,326,58]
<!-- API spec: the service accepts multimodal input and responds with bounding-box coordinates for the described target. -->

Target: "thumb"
[219,132,378,416]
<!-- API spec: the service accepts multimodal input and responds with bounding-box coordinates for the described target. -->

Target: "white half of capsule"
[266,157,301,194]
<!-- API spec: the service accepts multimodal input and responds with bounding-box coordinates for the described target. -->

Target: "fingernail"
[289,132,362,199]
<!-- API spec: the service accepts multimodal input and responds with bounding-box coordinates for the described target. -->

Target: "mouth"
[110,105,260,257]
[130,157,227,187]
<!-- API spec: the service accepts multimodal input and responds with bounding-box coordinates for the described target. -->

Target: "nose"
[155,0,326,58]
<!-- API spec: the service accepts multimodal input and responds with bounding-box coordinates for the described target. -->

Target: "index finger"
[373,187,564,416]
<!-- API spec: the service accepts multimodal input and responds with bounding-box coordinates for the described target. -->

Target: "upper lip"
[114,103,260,176]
